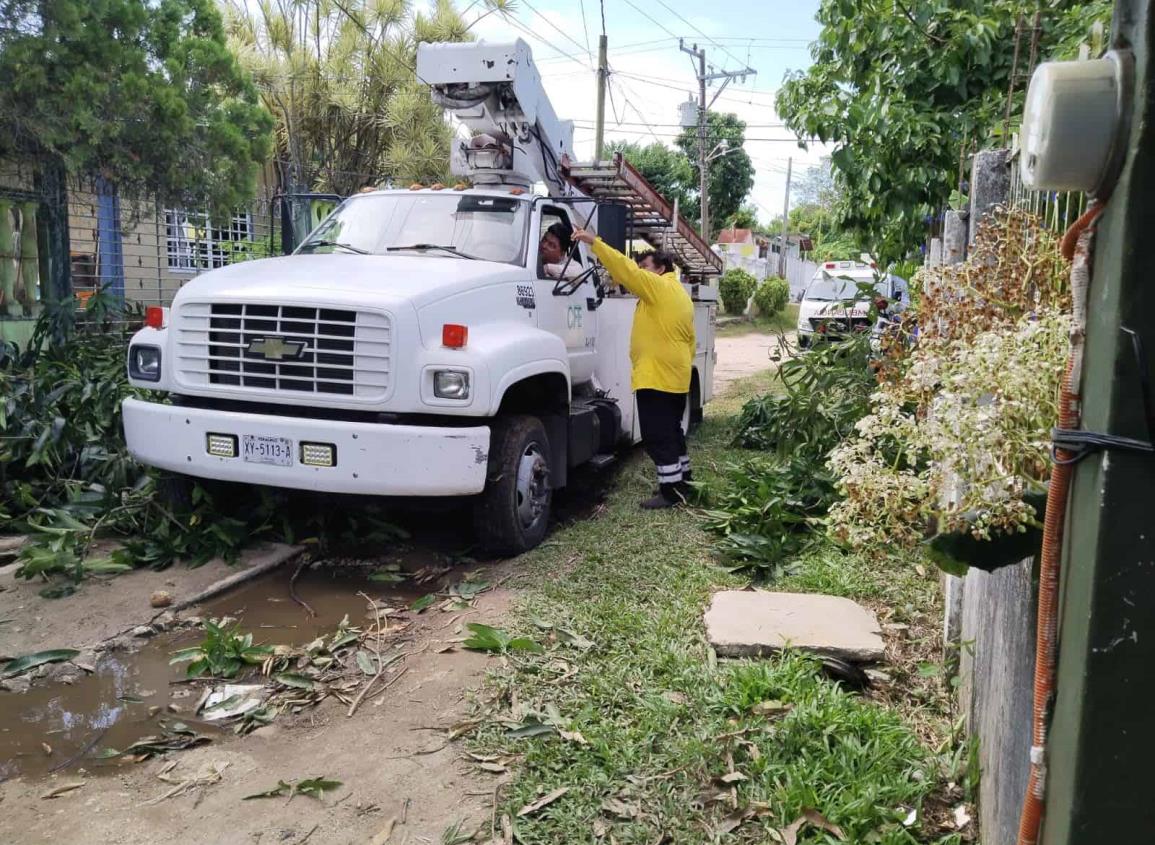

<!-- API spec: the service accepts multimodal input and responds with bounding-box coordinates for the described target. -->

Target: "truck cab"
[795,260,909,348]
[122,39,718,555]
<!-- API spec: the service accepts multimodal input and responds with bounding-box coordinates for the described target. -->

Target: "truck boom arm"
[416,40,574,192]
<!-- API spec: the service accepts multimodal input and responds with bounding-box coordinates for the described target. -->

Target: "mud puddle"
[0,561,436,783]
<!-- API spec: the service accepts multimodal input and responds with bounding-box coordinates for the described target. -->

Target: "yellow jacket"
[592,238,695,394]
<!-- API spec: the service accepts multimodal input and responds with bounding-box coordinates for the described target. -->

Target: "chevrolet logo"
[247,336,307,361]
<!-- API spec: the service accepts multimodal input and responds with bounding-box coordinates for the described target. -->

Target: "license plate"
[242,435,293,467]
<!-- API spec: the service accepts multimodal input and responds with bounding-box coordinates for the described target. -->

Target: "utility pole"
[679,40,756,241]
[594,33,608,162]
[779,157,792,277]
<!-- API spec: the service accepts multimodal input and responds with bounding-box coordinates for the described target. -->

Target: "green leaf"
[368,571,405,583]
[462,622,508,653]
[295,777,343,799]
[507,637,545,654]
[505,719,557,739]
[1,649,80,678]
[356,651,377,676]
[168,648,204,665]
[274,673,317,690]
[410,594,436,613]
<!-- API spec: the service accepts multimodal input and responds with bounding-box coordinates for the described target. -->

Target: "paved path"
[714,331,794,394]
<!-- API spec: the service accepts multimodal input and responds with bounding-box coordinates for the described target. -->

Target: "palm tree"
[222,0,511,195]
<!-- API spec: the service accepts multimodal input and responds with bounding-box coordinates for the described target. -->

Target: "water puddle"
[0,562,435,783]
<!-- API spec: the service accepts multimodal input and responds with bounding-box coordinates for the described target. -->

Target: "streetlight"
[705,139,735,163]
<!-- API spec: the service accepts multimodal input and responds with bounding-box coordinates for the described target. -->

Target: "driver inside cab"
[540,222,582,281]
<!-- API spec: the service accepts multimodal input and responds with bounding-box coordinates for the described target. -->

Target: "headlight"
[129,345,161,382]
[434,370,470,399]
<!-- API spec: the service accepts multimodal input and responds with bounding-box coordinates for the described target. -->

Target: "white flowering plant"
[826,209,1071,567]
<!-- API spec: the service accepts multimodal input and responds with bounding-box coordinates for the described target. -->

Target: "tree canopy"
[223,0,508,194]
[607,140,695,220]
[777,0,1112,260]
[676,111,755,234]
[0,0,273,212]
[609,111,754,240]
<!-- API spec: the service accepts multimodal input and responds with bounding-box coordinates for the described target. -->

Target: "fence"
[1006,146,1088,232]
[0,155,364,349]
[64,176,284,309]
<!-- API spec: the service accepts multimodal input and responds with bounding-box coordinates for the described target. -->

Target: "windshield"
[297,193,530,265]
[804,272,890,302]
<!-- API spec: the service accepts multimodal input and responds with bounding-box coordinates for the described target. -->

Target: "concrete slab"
[705,590,885,662]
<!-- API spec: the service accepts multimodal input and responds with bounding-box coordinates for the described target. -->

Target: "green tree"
[0,0,273,212]
[794,156,840,210]
[607,140,695,220]
[224,0,509,194]
[776,0,1112,261]
[675,112,755,236]
[723,204,762,233]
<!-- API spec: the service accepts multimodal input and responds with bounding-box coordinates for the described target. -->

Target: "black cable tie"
[1051,426,1155,465]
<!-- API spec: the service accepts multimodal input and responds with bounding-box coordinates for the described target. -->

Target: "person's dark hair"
[636,249,675,274]
[545,221,572,252]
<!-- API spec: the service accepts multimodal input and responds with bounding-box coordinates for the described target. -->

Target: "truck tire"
[474,415,553,556]
[155,472,194,511]
[154,472,244,513]
[684,377,703,435]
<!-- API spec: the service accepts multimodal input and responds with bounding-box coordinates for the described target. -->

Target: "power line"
[652,0,748,69]
[573,119,789,129]
[612,71,777,106]
[619,69,775,97]
[503,13,595,70]
[519,0,595,62]
[618,0,680,39]
[573,126,815,142]
[577,0,594,64]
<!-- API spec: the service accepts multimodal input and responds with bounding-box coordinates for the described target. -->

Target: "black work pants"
[636,388,690,487]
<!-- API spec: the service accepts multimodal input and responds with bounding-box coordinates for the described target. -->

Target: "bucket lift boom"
[416,40,574,193]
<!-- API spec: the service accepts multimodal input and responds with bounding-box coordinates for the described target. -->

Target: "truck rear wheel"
[474,415,552,556]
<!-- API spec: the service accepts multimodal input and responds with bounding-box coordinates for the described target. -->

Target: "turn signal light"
[442,323,468,348]
[145,306,165,329]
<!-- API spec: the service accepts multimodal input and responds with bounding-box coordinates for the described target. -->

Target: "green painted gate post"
[1042,1,1155,841]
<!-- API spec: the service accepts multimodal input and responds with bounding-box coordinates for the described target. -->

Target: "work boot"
[640,484,682,510]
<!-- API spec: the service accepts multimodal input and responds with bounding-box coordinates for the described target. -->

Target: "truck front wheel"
[474,415,552,556]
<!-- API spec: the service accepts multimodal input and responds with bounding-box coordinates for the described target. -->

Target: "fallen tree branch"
[289,556,316,618]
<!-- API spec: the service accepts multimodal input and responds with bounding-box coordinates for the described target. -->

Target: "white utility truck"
[122,40,719,554]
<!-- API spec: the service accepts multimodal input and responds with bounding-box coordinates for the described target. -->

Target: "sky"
[467,0,831,226]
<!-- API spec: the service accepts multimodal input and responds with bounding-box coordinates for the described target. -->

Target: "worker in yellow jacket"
[573,228,695,509]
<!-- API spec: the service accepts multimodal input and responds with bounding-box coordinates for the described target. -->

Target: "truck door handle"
[586,297,602,312]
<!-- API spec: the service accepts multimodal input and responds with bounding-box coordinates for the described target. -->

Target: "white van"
[795,261,909,348]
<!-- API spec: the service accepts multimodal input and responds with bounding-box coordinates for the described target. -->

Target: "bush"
[719,268,757,315]
[734,332,875,460]
[752,276,790,316]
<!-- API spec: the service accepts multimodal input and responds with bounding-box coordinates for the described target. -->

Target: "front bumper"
[122,398,490,496]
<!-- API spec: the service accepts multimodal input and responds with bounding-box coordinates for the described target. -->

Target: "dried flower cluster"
[827,208,1072,553]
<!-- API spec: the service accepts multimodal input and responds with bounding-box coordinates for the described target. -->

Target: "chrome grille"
[177,303,391,399]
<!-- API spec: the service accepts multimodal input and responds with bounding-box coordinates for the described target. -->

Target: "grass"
[467,374,967,844]
[716,303,800,338]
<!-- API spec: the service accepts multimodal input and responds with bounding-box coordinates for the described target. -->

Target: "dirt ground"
[713,331,792,393]
[0,336,780,845]
[0,552,515,845]
[0,544,301,659]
